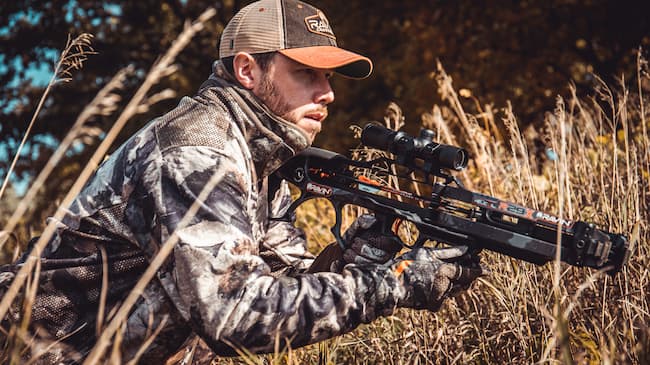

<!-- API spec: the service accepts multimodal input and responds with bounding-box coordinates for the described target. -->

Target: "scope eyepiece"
[361,124,469,171]
[361,124,414,155]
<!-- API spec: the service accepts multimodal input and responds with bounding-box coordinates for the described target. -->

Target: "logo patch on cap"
[304,11,336,39]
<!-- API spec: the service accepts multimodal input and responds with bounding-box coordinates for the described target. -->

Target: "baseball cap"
[219,0,373,79]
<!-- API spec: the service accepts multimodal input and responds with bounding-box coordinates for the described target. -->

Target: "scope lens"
[441,147,468,170]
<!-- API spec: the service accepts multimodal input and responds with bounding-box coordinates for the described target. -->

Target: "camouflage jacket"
[4,64,405,364]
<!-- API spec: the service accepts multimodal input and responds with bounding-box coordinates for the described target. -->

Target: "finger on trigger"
[369,236,402,253]
[359,243,389,262]
[356,214,377,230]
[343,249,373,265]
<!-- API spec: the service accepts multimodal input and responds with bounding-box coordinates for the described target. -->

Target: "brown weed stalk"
[280,55,648,364]
[0,33,96,201]
[0,66,132,255]
[0,8,216,363]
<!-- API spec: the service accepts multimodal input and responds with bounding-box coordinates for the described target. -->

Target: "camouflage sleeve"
[156,146,405,355]
[261,180,314,273]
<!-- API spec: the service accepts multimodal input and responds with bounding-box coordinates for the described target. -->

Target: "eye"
[299,68,317,80]
[297,68,331,82]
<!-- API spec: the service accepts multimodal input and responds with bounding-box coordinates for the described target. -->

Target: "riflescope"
[361,124,468,171]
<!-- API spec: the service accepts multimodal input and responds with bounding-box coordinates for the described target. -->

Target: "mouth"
[304,112,326,123]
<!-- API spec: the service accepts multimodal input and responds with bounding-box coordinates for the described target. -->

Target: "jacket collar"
[200,61,311,179]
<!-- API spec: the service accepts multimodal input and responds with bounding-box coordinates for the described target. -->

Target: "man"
[2,0,482,363]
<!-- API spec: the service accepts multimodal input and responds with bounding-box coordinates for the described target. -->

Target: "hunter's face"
[253,54,335,142]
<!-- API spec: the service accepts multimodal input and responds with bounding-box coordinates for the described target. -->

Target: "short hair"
[222,51,277,76]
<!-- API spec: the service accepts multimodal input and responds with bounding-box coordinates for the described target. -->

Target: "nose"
[315,75,335,105]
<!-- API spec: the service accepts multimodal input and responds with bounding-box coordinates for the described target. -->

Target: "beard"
[257,74,294,121]
[255,72,327,142]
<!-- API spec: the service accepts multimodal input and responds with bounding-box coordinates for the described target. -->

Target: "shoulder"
[154,94,234,154]
[156,139,252,194]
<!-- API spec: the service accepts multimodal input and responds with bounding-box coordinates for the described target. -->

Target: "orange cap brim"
[279,46,373,79]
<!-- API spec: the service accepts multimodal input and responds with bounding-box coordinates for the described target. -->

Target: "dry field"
[0,11,648,364]
[270,59,648,365]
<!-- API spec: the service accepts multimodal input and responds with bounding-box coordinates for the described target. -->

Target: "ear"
[232,52,258,89]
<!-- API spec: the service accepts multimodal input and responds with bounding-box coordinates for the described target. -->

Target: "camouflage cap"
[219,0,373,79]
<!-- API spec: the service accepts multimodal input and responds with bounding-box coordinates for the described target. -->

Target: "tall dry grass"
[277,57,648,364]
[0,8,216,364]
[1,14,647,364]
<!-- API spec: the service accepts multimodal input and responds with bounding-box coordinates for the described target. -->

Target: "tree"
[0,0,229,237]
[1,0,648,238]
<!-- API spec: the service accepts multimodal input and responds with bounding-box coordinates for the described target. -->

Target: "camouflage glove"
[391,246,484,311]
[342,214,402,265]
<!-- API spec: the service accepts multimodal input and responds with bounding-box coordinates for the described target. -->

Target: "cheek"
[280,81,313,106]
[280,108,304,125]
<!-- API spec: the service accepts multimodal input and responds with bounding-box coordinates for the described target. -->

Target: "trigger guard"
[410,235,427,249]
[331,202,345,249]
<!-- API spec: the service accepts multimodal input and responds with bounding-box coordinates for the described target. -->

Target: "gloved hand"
[391,245,484,311]
[342,214,402,265]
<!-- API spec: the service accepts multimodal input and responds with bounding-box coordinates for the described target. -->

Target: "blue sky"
[1,3,124,89]
[0,3,125,195]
